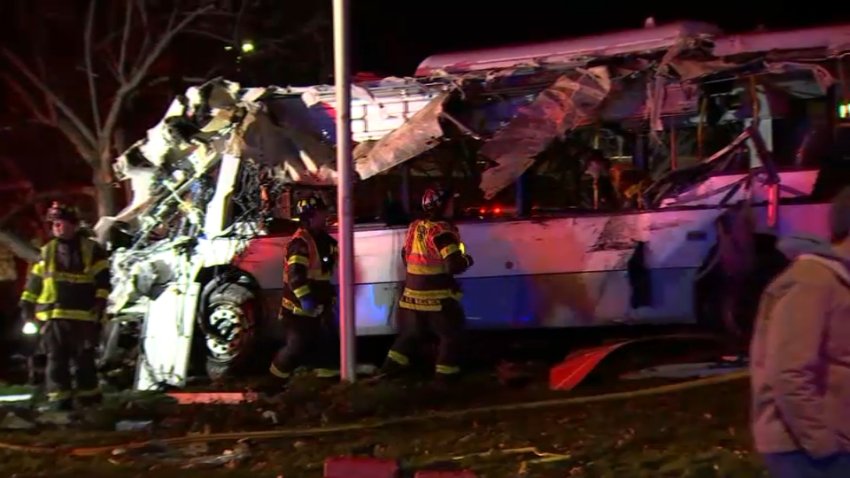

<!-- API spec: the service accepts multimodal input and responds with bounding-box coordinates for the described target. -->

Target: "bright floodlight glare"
[241,41,255,53]
[22,321,38,335]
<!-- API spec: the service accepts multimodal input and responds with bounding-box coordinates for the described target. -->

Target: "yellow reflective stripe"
[44,241,57,271]
[269,363,291,379]
[315,368,340,378]
[459,242,466,254]
[96,289,110,300]
[39,277,57,305]
[440,244,460,259]
[47,391,72,401]
[35,309,97,321]
[399,300,442,312]
[50,271,94,283]
[281,298,321,317]
[76,388,102,398]
[407,264,447,275]
[402,288,456,299]
[89,259,109,276]
[436,364,460,375]
[387,350,409,366]
[293,285,311,298]
[31,262,45,276]
[287,255,310,267]
[20,291,38,302]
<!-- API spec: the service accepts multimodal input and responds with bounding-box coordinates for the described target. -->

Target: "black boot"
[38,398,73,413]
[77,393,103,408]
[378,358,408,380]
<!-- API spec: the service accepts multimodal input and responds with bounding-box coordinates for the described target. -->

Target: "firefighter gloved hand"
[464,254,475,268]
[300,295,319,314]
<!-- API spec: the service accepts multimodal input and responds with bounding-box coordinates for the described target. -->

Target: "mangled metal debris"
[355,91,451,180]
[479,68,611,199]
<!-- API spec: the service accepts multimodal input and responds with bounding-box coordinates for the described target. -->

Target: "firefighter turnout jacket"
[20,235,110,322]
[280,228,338,317]
[400,219,471,311]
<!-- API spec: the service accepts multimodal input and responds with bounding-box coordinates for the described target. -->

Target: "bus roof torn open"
[98,21,850,242]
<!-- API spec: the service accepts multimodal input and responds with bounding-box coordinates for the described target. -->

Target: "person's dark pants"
[42,319,101,410]
[270,308,339,380]
[384,298,465,378]
[763,452,850,478]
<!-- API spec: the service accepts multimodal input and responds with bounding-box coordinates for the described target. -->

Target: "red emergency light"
[475,205,504,215]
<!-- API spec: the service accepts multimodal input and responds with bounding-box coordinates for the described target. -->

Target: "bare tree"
[0,0,331,263]
[1,0,224,217]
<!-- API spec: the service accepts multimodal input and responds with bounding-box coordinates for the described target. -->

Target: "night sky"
[351,0,850,75]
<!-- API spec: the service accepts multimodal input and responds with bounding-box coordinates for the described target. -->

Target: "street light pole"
[332,0,356,382]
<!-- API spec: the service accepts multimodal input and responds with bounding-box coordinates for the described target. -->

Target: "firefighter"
[269,194,340,385]
[381,186,474,382]
[19,202,110,411]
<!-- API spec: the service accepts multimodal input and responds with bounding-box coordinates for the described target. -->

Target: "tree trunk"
[94,161,117,218]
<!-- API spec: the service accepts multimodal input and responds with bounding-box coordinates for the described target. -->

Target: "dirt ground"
[0,367,764,478]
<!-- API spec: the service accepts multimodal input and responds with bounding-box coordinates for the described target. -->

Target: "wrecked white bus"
[96,21,850,390]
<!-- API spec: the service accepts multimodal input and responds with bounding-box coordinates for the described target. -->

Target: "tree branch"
[85,0,102,133]
[101,4,214,155]
[57,118,98,164]
[131,0,152,72]
[117,0,133,82]
[2,74,52,124]
[1,48,98,149]
[184,28,233,44]
[0,187,97,228]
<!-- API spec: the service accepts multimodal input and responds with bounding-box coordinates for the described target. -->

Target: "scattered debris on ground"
[0,363,764,477]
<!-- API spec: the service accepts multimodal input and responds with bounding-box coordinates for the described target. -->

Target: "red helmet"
[421,186,455,214]
[45,201,79,224]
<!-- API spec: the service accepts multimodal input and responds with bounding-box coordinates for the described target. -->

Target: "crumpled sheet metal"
[104,79,342,238]
[354,91,450,180]
[478,67,611,199]
[239,107,337,186]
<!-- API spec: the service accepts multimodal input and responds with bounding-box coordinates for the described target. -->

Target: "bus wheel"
[203,284,256,381]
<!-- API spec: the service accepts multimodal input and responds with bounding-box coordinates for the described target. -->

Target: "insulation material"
[354,92,450,180]
[478,68,611,199]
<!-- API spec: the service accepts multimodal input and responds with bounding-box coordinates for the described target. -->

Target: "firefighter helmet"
[45,201,79,224]
[295,194,328,221]
[421,186,456,214]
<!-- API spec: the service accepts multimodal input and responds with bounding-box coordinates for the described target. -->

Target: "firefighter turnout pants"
[270,309,340,380]
[386,298,465,377]
[42,319,101,407]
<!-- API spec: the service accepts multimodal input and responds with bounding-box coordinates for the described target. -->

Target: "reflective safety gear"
[403,220,459,277]
[20,237,110,322]
[272,225,339,380]
[45,201,79,224]
[270,310,339,380]
[399,219,463,311]
[281,228,336,317]
[384,298,465,379]
[42,319,101,408]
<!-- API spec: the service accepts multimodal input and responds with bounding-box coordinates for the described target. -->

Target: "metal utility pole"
[332,0,356,382]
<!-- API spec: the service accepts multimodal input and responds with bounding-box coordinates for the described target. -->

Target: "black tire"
[203,284,257,381]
